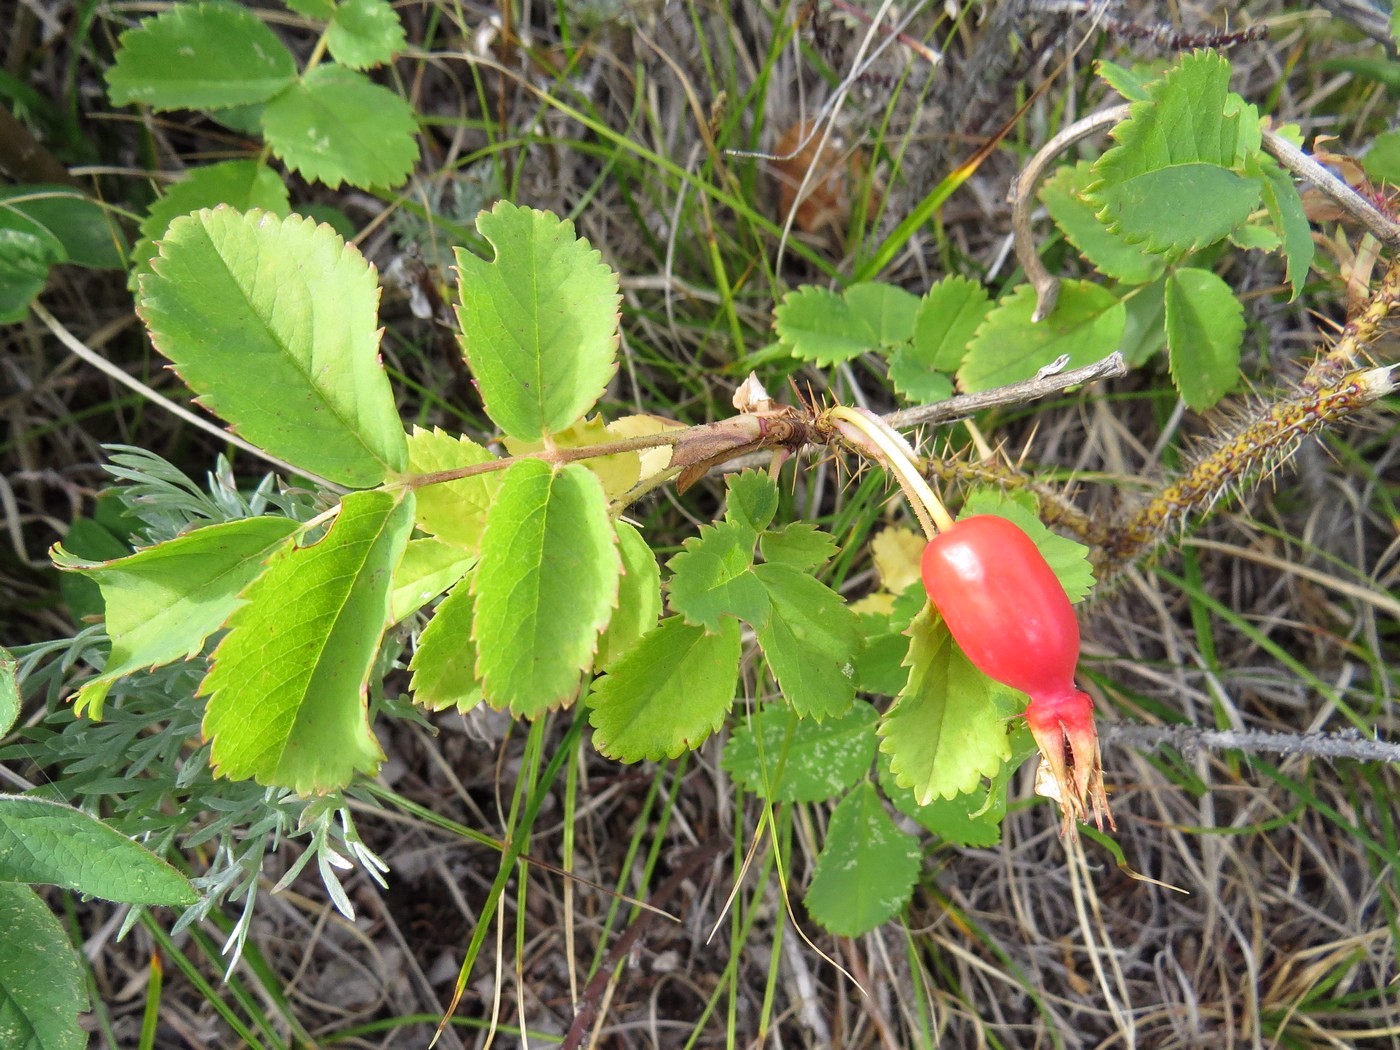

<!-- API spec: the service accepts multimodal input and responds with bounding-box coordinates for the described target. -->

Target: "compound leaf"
[0,883,87,1050]
[409,578,482,713]
[804,783,922,937]
[139,208,407,488]
[774,283,917,366]
[406,426,499,552]
[722,702,878,803]
[52,516,300,718]
[455,202,620,441]
[106,1,297,110]
[1165,266,1245,410]
[959,280,1125,393]
[878,607,1014,803]
[325,0,406,69]
[0,796,196,905]
[666,520,768,632]
[754,564,861,720]
[471,461,619,716]
[202,489,415,793]
[588,616,741,761]
[261,65,419,189]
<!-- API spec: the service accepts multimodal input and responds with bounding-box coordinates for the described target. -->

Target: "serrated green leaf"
[877,752,1005,847]
[106,1,297,110]
[0,883,87,1050]
[852,614,910,696]
[1118,273,1169,367]
[0,796,197,905]
[139,208,407,488]
[1254,154,1314,300]
[455,202,621,441]
[759,522,838,571]
[722,702,877,802]
[774,282,918,366]
[406,426,499,552]
[959,490,1095,603]
[907,275,993,372]
[597,522,662,669]
[1088,52,1262,254]
[326,0,406,68]
[959,280,1125,393]
[52,516,300,719]
[878,608,1013,803]
[589,616,741,761]
[666,521,768,632]
[723,470,779,534]
[0,647,17,738]
[0,186,125,270]
[202,489,414,792]
[408,578,482,712]
[389,537,474,623]
[54,516,128,624]
[261,65,419,190]
[1096,59,1158,102]
[1040,161,1164,284]
[804,783,922,937]
[130,159,289,282]
[472,461,619,716]
[1165,267,1244,411]
[754,564,861,719]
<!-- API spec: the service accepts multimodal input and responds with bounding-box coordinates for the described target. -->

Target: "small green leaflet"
[723,469,780,534]
[876,753,1006,848]
[852,613,911,696]
[888,275,990,401]
[1088,50,1262,254]
[1165,267,1245,410]
[878,607,1014,803]
[0,883,88,1050]
[959,489,1095,603]
[202,489,415,793]
[389,538,475,624]
[774,282,919,366]
[260,64,420,190]
[325,0,406,69]
[722,702,877,803]
[596,522,662,670]
[0,796,197,905]
[666,520,769,632]
[52,516,300,718]
[471,461,620,717]
[0,185,126,270]
[804,783,922,937]
[1039,161,1163,285]
[1252,148,1314,300]
[758,522,838,571]
[406,426,499,552]
[455,203,621,442]
[105,1,297,111]
[130,159,289,282]
[139,208,408,488]
[409,578,482,713]
[589,616,742,761]
[959,280,1125,393]
[753,563,861,720]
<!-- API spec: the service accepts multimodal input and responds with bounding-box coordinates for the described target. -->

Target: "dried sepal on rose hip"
[825,405,1110,835]
[919,515,1111,833]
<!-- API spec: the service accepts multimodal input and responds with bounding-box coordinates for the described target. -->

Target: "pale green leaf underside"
[409,578,482,713]
[0,795,197,905]
[53,516,299,718]
[878,608,1013,803]
[1165,266,1245,411]
[666,520,768,632]
[0,883,88,1050]
[589,616,742,761]
[139,208,407,488]
[596,521,662,670]
[389,537,474,624]
[455,202,621,441]
[959,280,1125,393]
[261,64,420,190]
[105,1,297,110]
[405,426,499,552]
[754,563,860,720]
[202,489,415,793]
[471,460,619,717]
[326,0,407,68]
[722,702,878,803]
[804,783,922,937]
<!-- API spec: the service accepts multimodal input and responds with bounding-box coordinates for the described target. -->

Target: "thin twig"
[1100,723,1400,764]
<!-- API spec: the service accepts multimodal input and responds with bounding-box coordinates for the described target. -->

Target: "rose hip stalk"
[827,406,1110,833]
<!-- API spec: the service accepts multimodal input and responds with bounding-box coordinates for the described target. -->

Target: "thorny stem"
[824,405,955,537]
